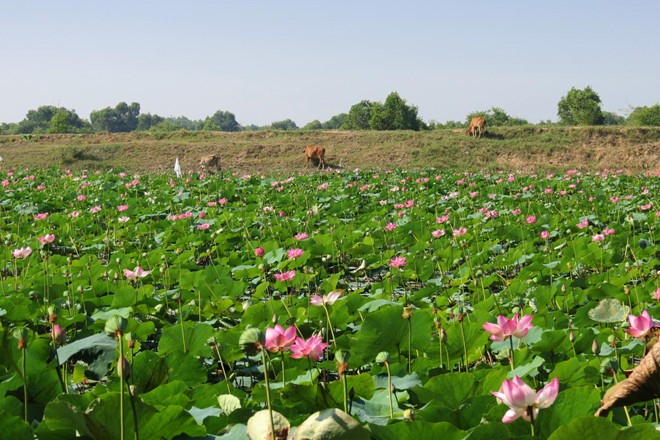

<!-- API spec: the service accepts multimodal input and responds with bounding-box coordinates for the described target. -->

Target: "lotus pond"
[0,166,659,439]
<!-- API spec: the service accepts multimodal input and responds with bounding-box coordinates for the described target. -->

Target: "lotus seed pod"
[246,409,290,440]
[294,408,369,440]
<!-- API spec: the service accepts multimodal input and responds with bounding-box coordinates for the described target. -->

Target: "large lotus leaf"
[350,305,407,365]
[0,410,32,440]
[39,391,205,440]
[538,387,601,435]
[158,321,213,357]
[140,380,190,409]
[464,422,511,440]
[56,333,116,380]
[351,389,407,425]
[547,416,659,440]
[588,298,629,323]
[412,372,477,410]
[328,372,375,403]
[549,357,601,388]
[368,421,466,440]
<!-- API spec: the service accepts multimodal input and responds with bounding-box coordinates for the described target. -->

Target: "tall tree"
[344,100,378,130]
[207,110,239,132]
[627,105,660,126]
[90,102,140,132]
[557,87,604,125]
[137,113,164,131]
[370,92,425,131]
[270,119,298,130]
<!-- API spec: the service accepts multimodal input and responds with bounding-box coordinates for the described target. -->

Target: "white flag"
[174,157,182,178]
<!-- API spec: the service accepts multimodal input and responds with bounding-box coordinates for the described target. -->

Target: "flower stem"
[22,347,28,422]
[407,317,412,374]
[385,361,393,418]
[322,305,337,349]
[459,319,468,372]
[509,336,515,370]
[119,338,125,440]
[260,348,276,440]
[342,373,349,414]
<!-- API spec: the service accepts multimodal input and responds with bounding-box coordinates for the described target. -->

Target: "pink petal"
[536,378,559,408]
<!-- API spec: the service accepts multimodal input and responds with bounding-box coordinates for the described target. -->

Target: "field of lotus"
[0,166,659,439]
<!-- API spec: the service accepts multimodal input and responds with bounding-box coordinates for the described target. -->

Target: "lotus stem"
[260,347,276,440]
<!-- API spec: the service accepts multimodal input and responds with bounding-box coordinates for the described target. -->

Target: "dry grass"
[1,127,659,175]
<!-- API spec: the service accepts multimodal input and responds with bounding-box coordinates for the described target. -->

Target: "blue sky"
[2,1,659,126]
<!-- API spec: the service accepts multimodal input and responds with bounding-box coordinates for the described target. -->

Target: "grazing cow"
[199,154,221,174]
[304,145,326,169]
[466,117,487,139]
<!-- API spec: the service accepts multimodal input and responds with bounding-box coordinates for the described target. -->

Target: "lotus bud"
[117,356,131,379]
[569,331,575,343]
[592,339,600,355]
[51,324,66,346]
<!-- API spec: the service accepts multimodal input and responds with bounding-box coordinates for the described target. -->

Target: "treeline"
[2,87,660,136]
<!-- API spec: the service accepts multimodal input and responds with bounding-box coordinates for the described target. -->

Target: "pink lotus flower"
[117,216,130,223]
[289,334,328,361]
[483,314,533,341]
[12,247,32,259]
[511,209,521,215]
[265,324,296,353]
[540,231,550,239]
[603,227,615,236]
[117,205,128,212]
[274,270,296,282]
[34,213,49,221]
[654,287,660,301]
[389,256,406,268]
[626,310,655,339]
[452,227,467,237]
[51,324,66,346]
[287,248,304,259]
[385,222,397,231]
[310,291,341,307]
[526,216,537,224]
[431,229,445,239]
[436,215,449,224]
[294,232,308,240]
[77,194,86,201]
[576,220,589,229]
[124,266,152,280]
[89,205,102,214]
[197,223,210,230]
[492,376,559,423]
[69,211,80,218]
[640,203,652,211]
[254,247,265,257]
[592,234,605,242]
[38,234,56,244]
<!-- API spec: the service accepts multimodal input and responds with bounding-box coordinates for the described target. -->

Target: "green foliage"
[557,86,604,125]
[321,113,347,129]
[303,120,323,130]
[370,92,426,131]
[14,106,87,134]
[601,111,625,126]
[269,118,298,130]
[344,100,379,130]
[627,104,660,126]
[48,110,70,134]
[90,101,141,132]
[206,110,239,132]
[137,113,164,131]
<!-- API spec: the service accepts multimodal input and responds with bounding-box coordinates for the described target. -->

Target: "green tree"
[303,120,323,130]
[344,100,378,130]
[269,119,298,130]
[626,105,660,126]
[90,102,140,132]
[322,113,348,129]
[48,109,70,133]
[137,113,164,131]
[370,92,425,131]
[202,119,221,131]
[207,110,239,132]
[557,86,604,125]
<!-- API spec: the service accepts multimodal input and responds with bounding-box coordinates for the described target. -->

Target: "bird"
[174,157,182,178]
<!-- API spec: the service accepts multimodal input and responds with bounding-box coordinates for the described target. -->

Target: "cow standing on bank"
[199,154,222,174]
[466,117,487,139]
[304,146,326,169]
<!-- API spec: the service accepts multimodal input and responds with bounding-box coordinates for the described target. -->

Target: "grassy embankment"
[0,126,658,175]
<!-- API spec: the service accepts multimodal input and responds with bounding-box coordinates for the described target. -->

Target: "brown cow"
[304,145,326,169]
[466,117,486,139]
[199,154,221,174]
